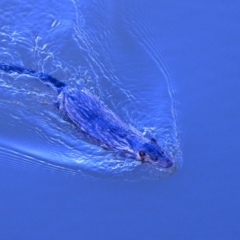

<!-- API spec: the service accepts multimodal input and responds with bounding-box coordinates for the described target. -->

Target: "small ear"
[139,151,145,163]
[151,138,157,144]
[139,151,145,158]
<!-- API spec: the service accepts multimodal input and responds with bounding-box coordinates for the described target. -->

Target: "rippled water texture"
[0,0,182,179]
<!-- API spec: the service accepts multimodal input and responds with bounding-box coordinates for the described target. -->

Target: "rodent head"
[138,138,173,168]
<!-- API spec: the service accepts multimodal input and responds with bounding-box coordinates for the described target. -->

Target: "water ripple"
[0,0,182,179]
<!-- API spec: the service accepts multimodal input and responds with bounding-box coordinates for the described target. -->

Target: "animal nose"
[163,159,173,168]
[166,160,173,168]
[158,158,173,168]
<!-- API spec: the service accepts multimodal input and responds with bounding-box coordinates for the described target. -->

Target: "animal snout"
[166,160,173,168]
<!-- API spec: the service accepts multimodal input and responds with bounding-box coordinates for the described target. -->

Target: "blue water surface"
[0,0,240,239]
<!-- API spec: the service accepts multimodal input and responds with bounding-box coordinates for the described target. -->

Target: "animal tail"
[0,62,66,90]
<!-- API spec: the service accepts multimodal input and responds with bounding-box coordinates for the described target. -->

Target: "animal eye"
[139,151,145,158]
[151,138,157,143]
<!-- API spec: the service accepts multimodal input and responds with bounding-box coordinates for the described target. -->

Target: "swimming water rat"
[0,62,173,168]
